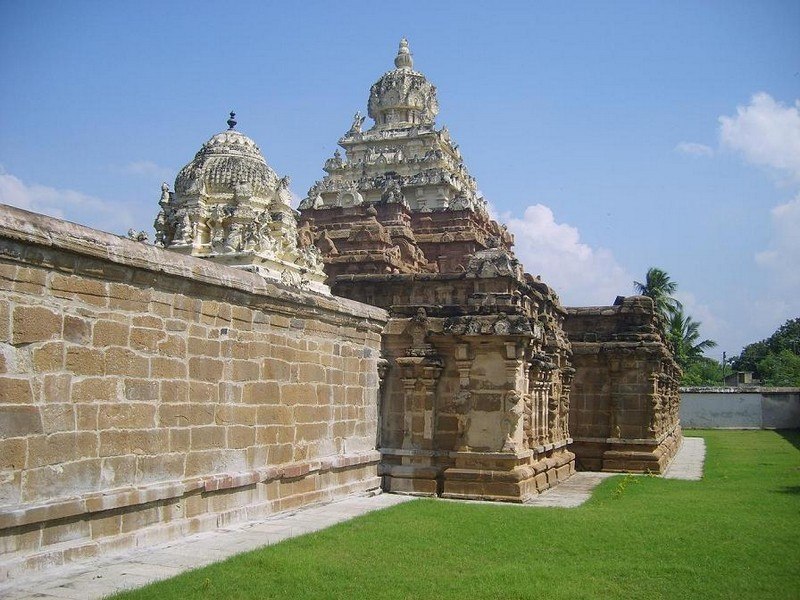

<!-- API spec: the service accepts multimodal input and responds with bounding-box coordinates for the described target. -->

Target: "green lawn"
[112,430,800,600]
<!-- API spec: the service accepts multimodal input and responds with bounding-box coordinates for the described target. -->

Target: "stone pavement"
[663,436,706,481]
[0,439,705,599]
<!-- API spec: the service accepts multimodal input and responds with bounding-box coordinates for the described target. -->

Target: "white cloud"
[0,167,134,235]
[675,142,714,157]
[755,193,800,289]
[719,92,800,181]
[119,160,173,181]
[499,203,633,306]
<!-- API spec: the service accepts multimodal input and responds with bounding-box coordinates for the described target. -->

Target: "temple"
[297,39,577,500]
[297,39,681,492]
[0,38,682,577]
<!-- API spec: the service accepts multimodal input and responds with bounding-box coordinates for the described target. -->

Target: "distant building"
[724,371,756,387]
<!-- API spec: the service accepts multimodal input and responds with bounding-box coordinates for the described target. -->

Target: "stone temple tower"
[155,113,327,293]
[299,40,576,501]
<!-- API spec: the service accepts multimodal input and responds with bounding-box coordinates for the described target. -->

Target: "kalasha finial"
[394,37,413,70]
[227,111,237,130]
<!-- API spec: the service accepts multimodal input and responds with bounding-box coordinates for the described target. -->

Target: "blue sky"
[1,1,798,357]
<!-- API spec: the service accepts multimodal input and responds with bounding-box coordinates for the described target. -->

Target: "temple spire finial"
[227,111,237,130]
[394,37,413,70]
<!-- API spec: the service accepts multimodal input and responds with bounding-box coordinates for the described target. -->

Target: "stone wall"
[335,248,576,502]
[565,297,682,473]
[0,205,387,578]
[680,388,800,429]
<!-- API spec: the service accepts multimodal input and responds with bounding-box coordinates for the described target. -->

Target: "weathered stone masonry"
[0,205,387,577]
[565,297,682,472]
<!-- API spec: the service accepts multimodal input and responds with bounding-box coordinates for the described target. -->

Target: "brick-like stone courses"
[0,205,387,578]
[564,296,682,473]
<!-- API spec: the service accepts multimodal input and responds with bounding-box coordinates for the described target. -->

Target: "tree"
[681,357,724,386]
[732,318,800,385]
[757,350,800,387]
[668,308,718,369]
[633,267,682,320]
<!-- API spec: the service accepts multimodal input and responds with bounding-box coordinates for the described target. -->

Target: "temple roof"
[368,39,439,129]
[174,113,278,196]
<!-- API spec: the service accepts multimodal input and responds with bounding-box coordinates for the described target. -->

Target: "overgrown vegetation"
[111,430,800,600]
[731,318,800,386]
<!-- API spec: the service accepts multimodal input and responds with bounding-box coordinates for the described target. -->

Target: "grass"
[111,430,800,599]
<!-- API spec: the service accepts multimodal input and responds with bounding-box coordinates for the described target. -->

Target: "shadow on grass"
[776,485,800,495]
[775,428,800,452]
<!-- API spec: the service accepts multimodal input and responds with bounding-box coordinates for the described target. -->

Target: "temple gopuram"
[297,39,578,500]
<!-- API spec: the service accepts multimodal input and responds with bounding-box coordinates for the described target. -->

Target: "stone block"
[107,284,149,312]
[159,403,214,426]
[41,519,91,546]
[214,403,256,425]
[281,383,317,406]
[168,427,190,452]
[21,458,102,503]
[227,425,255,448]
[76,403,98,430]
[32,341,65,372]
[230,360,260,382]
[120,503,162,534]
[71,377,119,403]
[97,403,156,430]
[184,448,247,478]
[92,319,130,347]
[156,333,186,357]
[135,453,185,484]
[129,327,163,353]
[261,357,290,381]
[0,437,27,470]
[187,337,220,357]
[385,475,437,496]
[39,403,76,433]
[129,429,169,455]
[105,347,149,377]
[160,380,189,403]
[62,315,92,344]
[190,425,227,450]
[51,274,107,306]
[0,376,35,403]
[27,431,98,468]
[65,345,106,375]
[98,430,131,456]
[297,362,326,383]
[188,381,219,402]
[188,357,224,382]
[98,455,136,488]
[151,356,188,379]
[242,380,280,404]
[90,513,122,539]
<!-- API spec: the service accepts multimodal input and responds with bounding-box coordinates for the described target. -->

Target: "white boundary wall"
[680,388,800,429]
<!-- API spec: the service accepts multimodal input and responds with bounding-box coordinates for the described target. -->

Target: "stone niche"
[564,296,682,473]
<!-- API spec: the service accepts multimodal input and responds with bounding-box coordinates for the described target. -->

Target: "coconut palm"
[633,267,682,320]
[668,308,718,368]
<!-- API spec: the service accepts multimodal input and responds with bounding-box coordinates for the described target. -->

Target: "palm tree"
[668,308,718,368]
[633,267,682,320]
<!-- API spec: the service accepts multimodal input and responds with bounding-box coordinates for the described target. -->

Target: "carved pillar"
[396,357,442,450]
